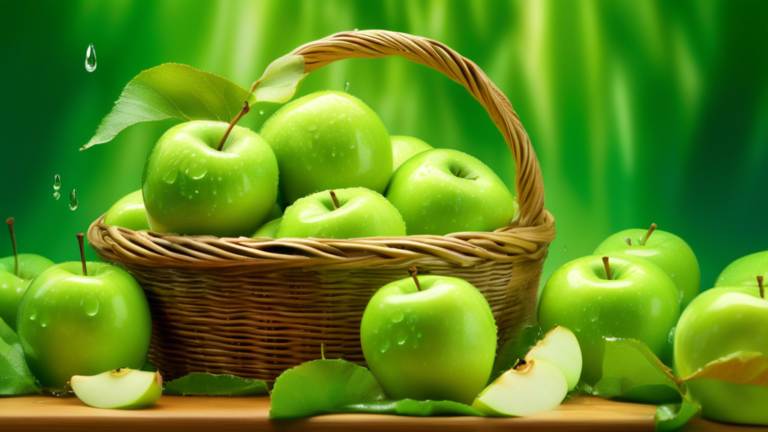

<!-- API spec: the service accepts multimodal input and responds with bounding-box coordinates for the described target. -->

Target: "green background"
[1,0,766,293]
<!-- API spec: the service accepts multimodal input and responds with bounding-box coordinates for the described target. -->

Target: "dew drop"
[344,82,350,92]
[259,110,264,115]
[162,169,179,184]
[390,310,404,323]
[396,327,408,345]
[380,338,390,353]
[84,298,99,316]
[69,189,78,211]
[85,44,97,72]
[668,326,676,344]
[29,310,38,321]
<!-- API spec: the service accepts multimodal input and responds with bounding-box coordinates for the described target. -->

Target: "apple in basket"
[104,190,151,231]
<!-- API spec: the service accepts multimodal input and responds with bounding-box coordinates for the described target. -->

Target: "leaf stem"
[408,266,422,292]
[642,223,657,246]
[77,233,87,276]
[602,256,612,281]
[217,101,251,152]
[5,218,18,276]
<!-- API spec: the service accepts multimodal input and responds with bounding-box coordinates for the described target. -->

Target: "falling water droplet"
[69,189,78,211]
[53,174,61,191]
[259,110,264,115]
[345,82,350,92]
[85,44,97,72]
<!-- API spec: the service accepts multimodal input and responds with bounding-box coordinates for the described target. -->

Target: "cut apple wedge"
[71,368,163,409]
[471,358,568,417]
[525,325,582,391]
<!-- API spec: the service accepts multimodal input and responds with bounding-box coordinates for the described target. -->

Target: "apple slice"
[471,358,568,416]
[71,368,163,409]
[525,325,582,391]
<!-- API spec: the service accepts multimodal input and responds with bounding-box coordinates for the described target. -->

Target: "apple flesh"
[386,149,518,235]
[472,359,568,417]
[0,254,54,331]
[143,120,279,237]
[104,190,151,231]
[251,217,281,239]
[716,250,768,288]
[277,188,406,239]
[525,326,582,391]
[391,135,433,171]
[260,91,393,205]
[71,368,162,410]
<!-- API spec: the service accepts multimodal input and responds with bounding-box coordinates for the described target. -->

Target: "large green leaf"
[82,63,257,149]
[655,397,700,432]
[252,54,308,104]
[343,399,482,417]
[163,373,268,396]
[0,318,40,396]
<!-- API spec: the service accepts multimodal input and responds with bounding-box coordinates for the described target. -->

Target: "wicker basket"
[88,30,556,383]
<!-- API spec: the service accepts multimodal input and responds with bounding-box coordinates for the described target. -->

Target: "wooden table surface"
[0,395,764,431]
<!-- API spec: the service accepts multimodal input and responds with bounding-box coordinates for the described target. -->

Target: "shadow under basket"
[87,30,556,383]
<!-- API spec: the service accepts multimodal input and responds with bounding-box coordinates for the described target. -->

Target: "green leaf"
[343,399,483,417]
[139,362,157,372]
[584,339,681,404]
[270,359,386,419]
[83,63,256,149]
[655,397,700,432]
[252,54,308,104]
[0,318,40,396]
[163,373,268,396]
[682,351,768,386]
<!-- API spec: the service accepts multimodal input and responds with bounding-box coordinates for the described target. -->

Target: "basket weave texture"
[88,30,556,382]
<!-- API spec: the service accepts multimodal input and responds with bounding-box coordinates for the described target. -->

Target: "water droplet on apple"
[162,169,179,184]
[588,307,599,322]
[345,82,350,92]
[338,114,346,121]
[396,328,408,345]
[69,189,78,211]
[29,310,37,321]
[668,326,676,344]
[187,162,208,180]
[83,298,99,316]
[85,44,97,72]
[380,338,390,353]
[390,310,404,323]
[259,110,264,115]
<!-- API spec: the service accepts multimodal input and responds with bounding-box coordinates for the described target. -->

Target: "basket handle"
[290,30,546,228]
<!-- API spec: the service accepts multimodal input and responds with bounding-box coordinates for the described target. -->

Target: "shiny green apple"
[538,255,680,385]
[16,260,152,389]
[386,149,518,235]
[277,188,406,239]
[72,368,162,410]
[260,91,392,204]
[143,120,279,237]
[360,274,497,404]
[251,217,281,239]
[104,190,150,231]
[391,135,433,171]
[674,284,768,425]
[716,250,768,288]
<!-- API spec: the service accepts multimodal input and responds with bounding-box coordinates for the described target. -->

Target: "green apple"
[143,119,279,237]
[251,217,281,239]
[594,224,700,309]
[386,149,518,236]
[71,368,162,410]
[472,359,567,417]
[260,91,392,204]
[360,271,497,404]
[674,281,768,425]
[16,235,152,389]
[716,250,768,288]
[104,190,150,231]
[391,135,433,171]
[538,255,680,385]
[277,188,406,239]
[525,325,582,391]
[0,218,54,331]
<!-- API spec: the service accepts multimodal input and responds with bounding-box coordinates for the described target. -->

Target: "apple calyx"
[76,233,87,276]
[624,237,631,246]
[329,191,340,210]
[5,217,18,276]
[216,101,251,151]
[408,266,422,292]
[602,256,612,280]
[641,223,657,246]
[758,276,765,299]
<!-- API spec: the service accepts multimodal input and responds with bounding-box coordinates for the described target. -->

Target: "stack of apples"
[106,91,519,241]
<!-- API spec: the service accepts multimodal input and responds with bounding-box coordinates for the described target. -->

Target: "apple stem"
[602,256,612,280]
[216,101,251,152]
[758,276,765,299]
[329,191,340,210]
[5,218,18,276]
[408,266,422,292]
[321,343,326,360]
[625,237,632,246]
[642,223,657,246]
[76,233,87,276]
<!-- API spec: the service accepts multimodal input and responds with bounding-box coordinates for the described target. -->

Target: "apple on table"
[0,218,54,331]
[16,234,152,389]
[71,368,163,410]
[104,190,151,231]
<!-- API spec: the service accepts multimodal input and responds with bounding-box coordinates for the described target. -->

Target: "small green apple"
[143,116,279,237]
[0,218,54,331]
[391,135,433,171]
[360,269,497,404]
[386,149,518,235]
[716,250,768,288]
[538,255,680,385]
[104,190,150,231]
[594,223,700,309]
[277,188,406,239]
[260,91,392,204]
[251,217,281,239]
[71,368,162,410]
[471,358,567,417]
[674,279,768,426]
[16,234,152,389]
